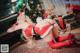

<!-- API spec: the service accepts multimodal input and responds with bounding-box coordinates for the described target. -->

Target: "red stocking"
[57,34,74,42]
[48,40,73,48]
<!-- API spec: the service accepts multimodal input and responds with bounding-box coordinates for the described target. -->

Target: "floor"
[10,28,80,53]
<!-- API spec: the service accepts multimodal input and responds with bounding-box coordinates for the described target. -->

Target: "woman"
[34,17,74,48]
[7,9,36,48]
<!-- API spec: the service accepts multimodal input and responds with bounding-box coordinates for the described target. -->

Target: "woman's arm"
[7,23,21,33]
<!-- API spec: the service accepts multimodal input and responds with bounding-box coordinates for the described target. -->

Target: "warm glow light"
[11,0,17,2]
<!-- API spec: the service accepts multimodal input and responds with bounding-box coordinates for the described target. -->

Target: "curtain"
[41,0,67,15]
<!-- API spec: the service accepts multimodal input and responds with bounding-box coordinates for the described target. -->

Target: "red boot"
[57,34,74,42]
[48,40,73,49]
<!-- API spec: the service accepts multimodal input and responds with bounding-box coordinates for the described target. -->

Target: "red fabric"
[66,4,70,8]
[72,5,80,10]
[23,25,33,37]
[57,34,74,42]
[34,23,50,35]
[66,4,80,11]
[48,40,73,48]
[48,34,75,48]
[57,17,65,30]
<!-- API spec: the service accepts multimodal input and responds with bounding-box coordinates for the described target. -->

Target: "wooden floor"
[10,28,80,53]
[10,44,80,53]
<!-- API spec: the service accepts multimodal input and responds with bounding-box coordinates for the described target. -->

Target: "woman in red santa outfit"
[7,9,74,48]
[7,9,36,48]
[34,16,74,48]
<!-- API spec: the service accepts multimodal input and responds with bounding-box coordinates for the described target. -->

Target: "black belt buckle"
[33,35,42,40]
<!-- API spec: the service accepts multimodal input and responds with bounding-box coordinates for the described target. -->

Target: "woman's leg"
[48,39,73,48]
[57,33,74,42]
[40,31,73,49]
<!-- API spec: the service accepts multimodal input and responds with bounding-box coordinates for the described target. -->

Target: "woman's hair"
[41,9,45,14]
[58,15,62,17]
[19,5,26,12]
[50,15,56,19]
